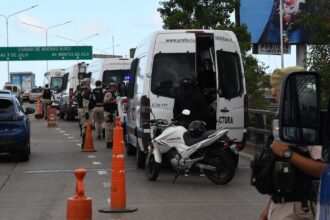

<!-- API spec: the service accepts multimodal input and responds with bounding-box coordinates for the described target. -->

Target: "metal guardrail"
[246,108,276,148]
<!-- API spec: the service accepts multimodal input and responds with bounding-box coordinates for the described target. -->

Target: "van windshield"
[103,70,130,86]
[151,53,195,98]
[50,77,63,91]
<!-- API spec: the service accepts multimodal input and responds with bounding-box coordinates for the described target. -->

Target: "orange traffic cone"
[67,169,92,220]
[82,122,96,152]
[99,117,137,213]
[34,95,44,119]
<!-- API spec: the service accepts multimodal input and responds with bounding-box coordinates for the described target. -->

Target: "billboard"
[240,0,327,44]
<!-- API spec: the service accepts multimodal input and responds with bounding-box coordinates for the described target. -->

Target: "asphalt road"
[0,104,269,220]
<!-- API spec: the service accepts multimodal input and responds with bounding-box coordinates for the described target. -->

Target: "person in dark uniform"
[90,80,105,140]
[173,77,209,128]
[42,84,54,119]
[103,82,118,148]
[74,84,84,136]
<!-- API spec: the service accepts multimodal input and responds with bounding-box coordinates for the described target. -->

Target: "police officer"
[42,84,54,119]
[74,84,84,136]
[259,66,324,220]
[80,78,92,147]
[103,82,118,148]
[173,77,209,128]
[90,80,104,140]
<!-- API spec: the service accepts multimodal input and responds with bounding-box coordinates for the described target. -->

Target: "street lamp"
[55,33,99,45]
[0,4,38,81]
[20,20,73,71]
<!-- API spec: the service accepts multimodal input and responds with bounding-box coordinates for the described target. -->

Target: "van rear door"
[213,33,245,142]
[150,32,196,120]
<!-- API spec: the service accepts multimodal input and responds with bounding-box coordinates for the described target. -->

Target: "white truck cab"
[125,29,247,168]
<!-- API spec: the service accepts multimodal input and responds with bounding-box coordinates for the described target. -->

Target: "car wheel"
[125,134,136,156]
[136,143,146,169]
[20,140,31,162]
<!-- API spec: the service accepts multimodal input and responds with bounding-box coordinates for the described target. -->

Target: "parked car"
[22,89,31,102]
[29,87,43,103]
[0,94,35,161]
[0,89,12,95]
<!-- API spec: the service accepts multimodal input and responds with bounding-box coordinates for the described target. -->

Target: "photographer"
[103,82,118,148]
[258,66,324,220]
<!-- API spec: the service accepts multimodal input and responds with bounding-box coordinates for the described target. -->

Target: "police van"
[87,58,132,124]
[125,29,247,168]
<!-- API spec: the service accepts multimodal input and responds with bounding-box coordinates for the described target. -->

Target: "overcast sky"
[0,0,296,87]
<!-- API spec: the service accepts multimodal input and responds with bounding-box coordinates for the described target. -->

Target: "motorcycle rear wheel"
[203,148,235,185]
[145,149,161,181]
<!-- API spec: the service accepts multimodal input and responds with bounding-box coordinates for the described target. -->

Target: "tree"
[306,45,330,107]
[158,0,268,108]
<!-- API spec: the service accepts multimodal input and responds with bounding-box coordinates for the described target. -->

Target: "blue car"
[0,94,35,161]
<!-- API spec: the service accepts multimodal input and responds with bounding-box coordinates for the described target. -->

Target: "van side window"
[127,58,139,98]
[151,53,195,98]
[217,51,243,99]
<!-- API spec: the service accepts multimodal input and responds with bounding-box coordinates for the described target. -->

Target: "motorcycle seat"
[183,130,216,146]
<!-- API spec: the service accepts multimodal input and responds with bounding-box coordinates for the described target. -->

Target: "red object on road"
[47,106,58,127]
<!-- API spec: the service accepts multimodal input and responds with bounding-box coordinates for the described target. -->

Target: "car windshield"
[50,77,63,91]
[0,99,14,114]
[151,53,195,98]
[103,70,130,86]
[31,88,42,93]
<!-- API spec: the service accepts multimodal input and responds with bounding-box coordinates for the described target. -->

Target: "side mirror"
[25,107,35,115]
[279,71,320,145]
[182,109,190,116]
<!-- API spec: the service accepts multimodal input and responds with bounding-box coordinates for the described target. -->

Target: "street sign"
[0,46,93,61]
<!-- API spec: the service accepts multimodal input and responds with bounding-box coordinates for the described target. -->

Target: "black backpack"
[250,135,276,194]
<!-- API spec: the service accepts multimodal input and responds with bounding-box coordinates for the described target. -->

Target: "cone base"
[35,114,44,119]
[98,207,137,213]
[81,148,97,152]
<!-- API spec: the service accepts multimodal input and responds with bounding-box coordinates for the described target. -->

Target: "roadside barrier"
[47,106,58,127]
[34,95,44,119]
[82,122,97,152]
[99,117,137,213]
[67,169,92,220]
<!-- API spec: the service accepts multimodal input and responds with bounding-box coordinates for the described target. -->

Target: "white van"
[59,62,88,120]
[87,58,132,124]
[125,29,247,168]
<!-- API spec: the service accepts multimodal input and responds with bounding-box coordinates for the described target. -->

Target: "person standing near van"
[80,78,92,147]
[256,66,324,220]
[173,77,209,128]
[91,80,105,140]
[103,82,118,148]
[74,84,84,136]
[42,84,54,119]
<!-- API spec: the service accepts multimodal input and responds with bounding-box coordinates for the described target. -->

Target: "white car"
[29,87,43,103]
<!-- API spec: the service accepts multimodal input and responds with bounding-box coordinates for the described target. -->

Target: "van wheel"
[125,134,136,156]
[136,144,146,169]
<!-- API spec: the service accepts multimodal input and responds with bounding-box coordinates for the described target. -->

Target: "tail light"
[69,88,74,102]
[121,98,128,113]
[235,142,246,151]
[13,114,24,121]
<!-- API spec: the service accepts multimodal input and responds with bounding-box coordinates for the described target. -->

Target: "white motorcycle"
[145,110,239,185]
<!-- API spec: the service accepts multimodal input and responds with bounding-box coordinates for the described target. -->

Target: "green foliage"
[158,0,268,109]
[306,45,330,108]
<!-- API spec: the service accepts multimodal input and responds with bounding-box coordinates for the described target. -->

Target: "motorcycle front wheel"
[203,148,235,185]
[145,148,161,181]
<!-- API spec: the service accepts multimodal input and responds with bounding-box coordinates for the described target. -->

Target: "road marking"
[92,161,101,165]
[59,130,65,133]
[64,133,69,136]
[88,155,96,159]
[103,182,110,188]
[107,199,110,204]
[98,170,108,175]
[67,136,74,139]
[55,128,61,130]
[74,140,80,142]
